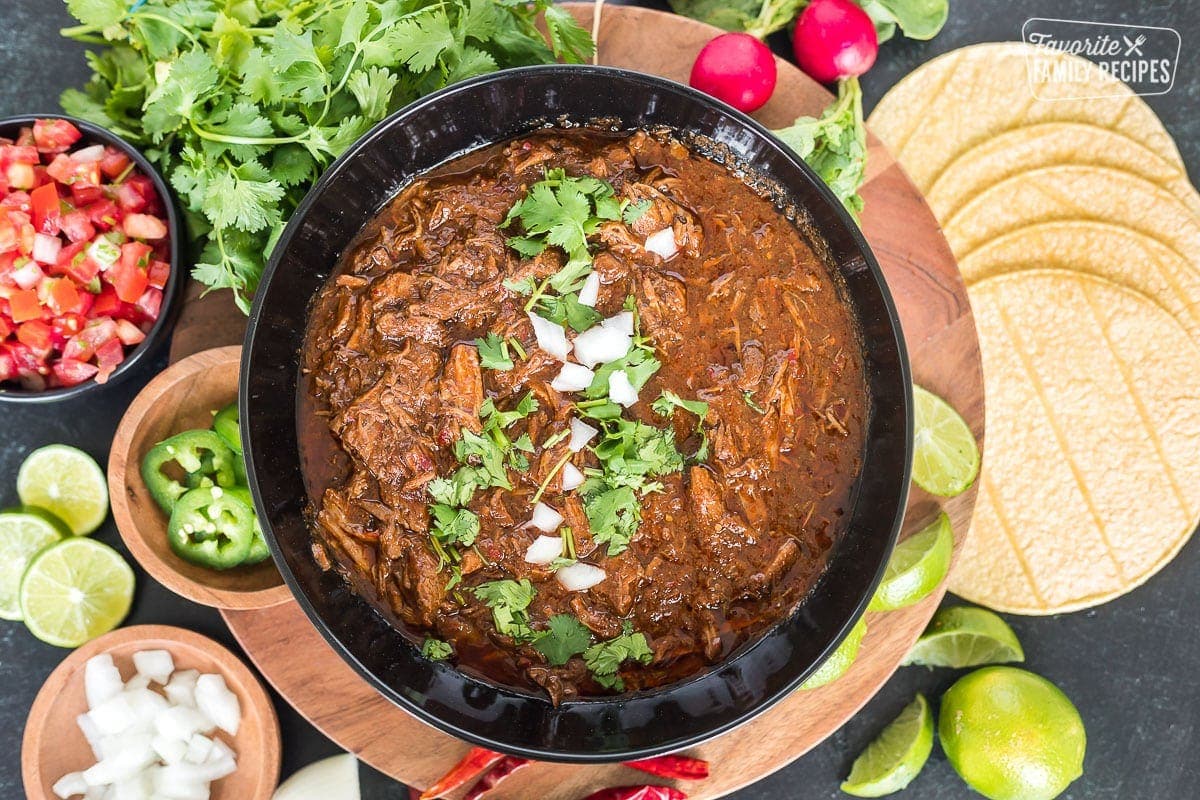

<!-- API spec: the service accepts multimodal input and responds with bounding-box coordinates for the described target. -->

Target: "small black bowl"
[243,66,911,761]
[0,113,183,404]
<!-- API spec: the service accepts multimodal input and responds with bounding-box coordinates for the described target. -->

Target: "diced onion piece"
[153,705,211,742]
[184,733,214,765]
[556,562,607,591]
[85,654,124,710]
[89,694,137,736]
[124,674,151,693]
[528,312,571,361]
[77,713,106,761]
[561,462,585,491]
[577,272,601,307]
[33,232,62,264]
[272,753,361,800]
[550,362,595,393]
[72,144,106,163]
[607,370,638,407]
[568,418,599,452]
[163,669,198,708]
[133,650,175,685]
[11,259,43,290]
[601,311,634,337]
[528,502,564,533]
[125,687,169,731]
[152,735,188,766]
[524,535,563,565]
[572,325,631,368]
[53,772,88,799]
[194,674,241,736]
[644,227,678,259]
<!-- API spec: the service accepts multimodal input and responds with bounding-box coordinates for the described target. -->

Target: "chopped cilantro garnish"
[421,637,453,661]
[535,291,603,332]
[473,579,536,640]
[652,390,711,462]
[622,198,652,224]
[475,332,514,371]
[582,484,642,556]
[583,621,654,690]
[533,614,592,665]
[585,347,661,399]
[430,504,479,548]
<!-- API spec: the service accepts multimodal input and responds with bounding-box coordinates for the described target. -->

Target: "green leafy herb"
[481,392,538,430]
[430,504,480,548]
[743,391,767,414]
[533,614,592,665]
[583,622,654,690]
[773,77,867,216]
[473,578,536,640]
[60,0,596,313]
[666,0,947,41]
[582,484,642,556]
[622,198,652,224]
[858,0,949,42]
[653,390,711,462]
[475,332,514,371]
[585,347,661,399]
[421,637,453,660]
[535,292,603,333]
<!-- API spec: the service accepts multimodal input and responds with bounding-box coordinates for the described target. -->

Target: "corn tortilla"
[951,270,1200,613]
[959,221,1200,339]
[926,122,1200,220]
[867,42,1185,193]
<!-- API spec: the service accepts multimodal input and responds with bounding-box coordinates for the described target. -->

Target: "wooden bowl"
[109,345,290,609]
[21,625,281,800]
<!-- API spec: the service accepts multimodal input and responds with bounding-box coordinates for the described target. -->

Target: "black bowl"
[0,113,183,404]
[242,66,911,761]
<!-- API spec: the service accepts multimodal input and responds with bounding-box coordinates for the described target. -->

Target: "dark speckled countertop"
[2,1,1197,798]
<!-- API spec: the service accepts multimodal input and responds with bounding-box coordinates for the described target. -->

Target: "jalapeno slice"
[141,430,237,513]
[225,486,271,566]
[167,486,254,570]
[212,401,242,455]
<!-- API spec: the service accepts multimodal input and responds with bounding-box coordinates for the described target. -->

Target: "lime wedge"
[19,538,134,648]
[903,606,1024,668]
[0,510,65,620]
[841,694,934,797]
[16,444,109,536]
[801,615,867,690]
[869,512,954,611]
[911,385,979,497]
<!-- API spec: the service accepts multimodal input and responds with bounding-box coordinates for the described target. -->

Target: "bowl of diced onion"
[21,624,280,800]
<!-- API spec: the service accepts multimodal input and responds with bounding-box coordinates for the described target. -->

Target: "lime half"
[870,512,954,611]
[0,510,65,620]
[19,538,134,648]
[801,615,867,690]
[16,445,109,535]
[911,385,979,497]
[842,693,934,797]
[903,606,1024,668]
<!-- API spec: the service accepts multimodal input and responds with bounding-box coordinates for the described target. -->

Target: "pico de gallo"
[0,118,170,390]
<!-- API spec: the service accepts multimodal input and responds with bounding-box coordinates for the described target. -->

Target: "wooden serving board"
[164,5,985,797]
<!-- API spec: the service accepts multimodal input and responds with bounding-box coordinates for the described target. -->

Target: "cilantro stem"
[510,337,528,361]
[189,119,306,147]
[532,451,574,505]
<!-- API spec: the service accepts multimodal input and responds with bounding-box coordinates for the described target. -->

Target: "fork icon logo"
[1123,34,1146,56]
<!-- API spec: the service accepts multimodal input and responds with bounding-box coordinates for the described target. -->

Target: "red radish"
[793,0,879,83]
[689,33,778,113]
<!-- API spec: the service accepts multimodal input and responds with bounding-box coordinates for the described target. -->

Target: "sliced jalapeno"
[141,430,237,513]
[167,486,254,570]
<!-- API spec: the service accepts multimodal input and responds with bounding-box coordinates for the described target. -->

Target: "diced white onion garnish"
[184,733,215,765]
[528,502,564,533]
[163,669,199,708]
[72,144,106,163]
[53,771,88,799]
[195,674,241,736]
[561,462,585,491]
[644,227,678,259]
[33,232,62,264]
[602,311,634,336]
[11,259,43,290]
[524,534,563,565]
[89,694,136,736]
[569,418,599,452]
[550,362,595,393]
[556,562,607,591]
[528,312,571,361]
[133,650,174,685]
[607,370,639,407]
[577,272,601,307]
[152,735,188,766]
[272,753,361,800]
[572,324,632,368]
[85,654,124,709]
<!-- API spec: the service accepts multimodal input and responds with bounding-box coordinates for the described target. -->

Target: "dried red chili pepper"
[462,756,533,800]
[408,788,422,800]
[581,786,688,800]
[420,747,506,799]
[622,755,710,781]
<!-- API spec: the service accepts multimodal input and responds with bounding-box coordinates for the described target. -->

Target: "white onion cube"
[85,655,124,710]
[561,462,585,491]
[524,535,563,565]
[568,418,598,452]
[183,734,214,765]
[556,562,607,591]
[132,650,174,685]
[53,771,88,799]
[644,227,678,259]
[528,502,563,533]
[89,695,136,736]
[194,674,240,736]
[550,362,595,393]
[601,311,634,336]
[152,735,188,765]
[572,325,631,368]
[528,312,571,361]
[607,370,638,407]
[163,670,198,708]
[577,272,601,307]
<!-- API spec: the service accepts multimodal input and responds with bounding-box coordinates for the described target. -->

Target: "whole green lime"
[940,667,1085,800]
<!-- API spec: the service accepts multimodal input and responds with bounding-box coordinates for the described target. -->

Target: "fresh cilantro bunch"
[773,77,867,216]
[59,0,595,312]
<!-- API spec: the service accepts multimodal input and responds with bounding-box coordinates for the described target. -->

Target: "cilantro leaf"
[390,10,456,73]
[652,390,709,419]
[475,332,515,371]
[430,504,480,547]
[585,347,661,399]
[203,161,285,233]
[543,6,595,64]
[773,77,866,216]
[473,579,537,640]
[534,614,592,665]
[66,0,127,28]
[427,474,475,508]
[421,637,454,660]
[622,198,652,224]
[583,622,654,690]
[583,484,641,556]
[535,292,602,333]
[347,66,400,122]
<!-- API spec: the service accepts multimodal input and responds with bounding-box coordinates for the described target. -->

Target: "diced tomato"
[94,336,125,383]
[44,154,75,183]
[8,288,41,322]
[135,287,162,322]
[59,210,94,243]
[114,181,147,213]
[110,241,152,303]
[83,198,120,230]
[52,311,87,342]
[51,358,98,387]
[99,147,131,180]
[89,284,121,318]
[32,120,82,155]
[31,166,53,189]
[123,213,167,241]
[70,182,104,206]
[45,154,100,187]
[0,191,29,212]
[114,318,146,346]
[0,345,15,382]
[41,277,82,315]
[147,260,170,290]
[16,222,35,256]
[0,145,39,168]
[30,183,60,234]
[62,333,93,362]
[17,319,53,356]
[0,314,12,339]
[0,218,16,253]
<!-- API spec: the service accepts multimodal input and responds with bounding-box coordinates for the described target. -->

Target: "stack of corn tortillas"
[869,42,1200,614]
